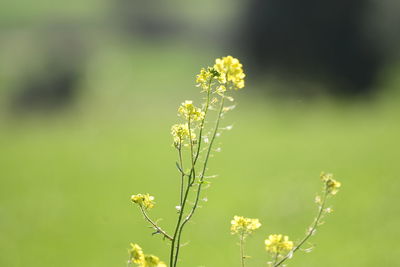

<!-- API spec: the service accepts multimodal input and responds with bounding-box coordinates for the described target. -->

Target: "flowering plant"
[127,56,341,267]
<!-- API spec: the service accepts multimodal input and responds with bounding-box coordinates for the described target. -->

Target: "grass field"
[1,65,400,267]
[1,28,400,266]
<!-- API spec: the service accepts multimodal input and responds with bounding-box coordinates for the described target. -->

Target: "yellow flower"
[265,234,294,254]
[178,100,205,121]
[143,255,167,267]
[128,244,166,267]
[131,194,155,209]
[214,55,245,90]
[320,172,341,195]
[196,67,221,91]
[171,123,196,145]
[230,215,261,235]
[216,85,226,96]
[129,243,145,265]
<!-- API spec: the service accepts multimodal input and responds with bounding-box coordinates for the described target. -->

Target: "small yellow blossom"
[178,100,205,121]
[196,67,221,90]
[320,172,341,195]
[214,55,245,90]
[231,215,261,235]
[265,234,294,254]
[171,123,196,145]
[128,244,166,267]
[216,85,226,96]
[131,194,155,209]
[129,243,145,265]
[143,255,167,267]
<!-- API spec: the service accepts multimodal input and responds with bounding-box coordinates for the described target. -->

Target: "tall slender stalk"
[138,206,173,241]
[240,232,245,267]
[173,96,225,266]
[169,85,213,267]
[178,144,184,206]
[274,190,329,267]
[130,56,247,267]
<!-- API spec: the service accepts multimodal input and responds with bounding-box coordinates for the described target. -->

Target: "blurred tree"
[241,0,384,97]
[112,0,182,40]
[12,26,86,112]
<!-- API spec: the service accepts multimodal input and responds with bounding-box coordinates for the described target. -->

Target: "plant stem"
[272,252,279,266]
[169,85,213,267]
[240,232,245,267]
[274,190,329,267]
[173,96,225,266]
[169,172,192,266]
[189,85,212,186]
[178,145,184,206]
[139,206,173,241]
[188,119,196,185]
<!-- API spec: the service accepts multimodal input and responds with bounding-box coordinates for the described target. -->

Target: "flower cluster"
[214,55,245,90]
[196,55,245,93]
[178,100,204,122]
[131,194,155,210]
[231,215,261,235]
[129,243,145,264]
[320,172,341,195]
[171,123,196,146]
[171,56,245,146]
[265,234,294,254]
[196,67,222,91]
[128,243,166,267]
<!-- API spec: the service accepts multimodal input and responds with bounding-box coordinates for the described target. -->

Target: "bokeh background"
[1,0,400,266]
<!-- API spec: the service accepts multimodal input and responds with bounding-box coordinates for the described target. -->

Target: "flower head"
[230,215,261,235]
[214,55,245,90]
[129,243,145,265]
[128,244,166,267]
[178,100,205,121]
[320,172,341,195]
[171,123,196,146]
[265,234,294,254]
[143,255,167,267]
[196,67,221,91]
[131,194,155,210]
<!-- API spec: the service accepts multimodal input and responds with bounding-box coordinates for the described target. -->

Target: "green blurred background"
[1,0,400,266]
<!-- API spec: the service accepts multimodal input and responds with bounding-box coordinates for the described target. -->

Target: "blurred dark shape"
[13,64,81,111]
[12,26,86,112]
[241,0,383,97]
[112,0,182,39]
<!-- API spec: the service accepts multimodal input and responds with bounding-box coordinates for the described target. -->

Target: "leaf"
[175,162,184,174]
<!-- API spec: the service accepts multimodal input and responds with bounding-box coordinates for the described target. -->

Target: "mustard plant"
[232,172,341,267]
[128,56,245,267]
[127,56,341,267]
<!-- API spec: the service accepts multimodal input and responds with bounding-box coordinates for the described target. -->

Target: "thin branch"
[170,83,215,267]
[178,144,184,206]
[240,232,246,267]
[181,96,225,225]
[139,205,173,241]
[274,190,329,267]
[173,96,225,265]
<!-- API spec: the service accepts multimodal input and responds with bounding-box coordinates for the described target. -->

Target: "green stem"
[187,119,196,185]
[170,85,213,267]
[170,82,216,267]
[272,252,279,266]
[178,144,184,206]
[139,205,173,241]
[240,232,246,267]
[173,96,225,265]
[169,175,192,266]
[274,190,329,267]
[189,84,212,186]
